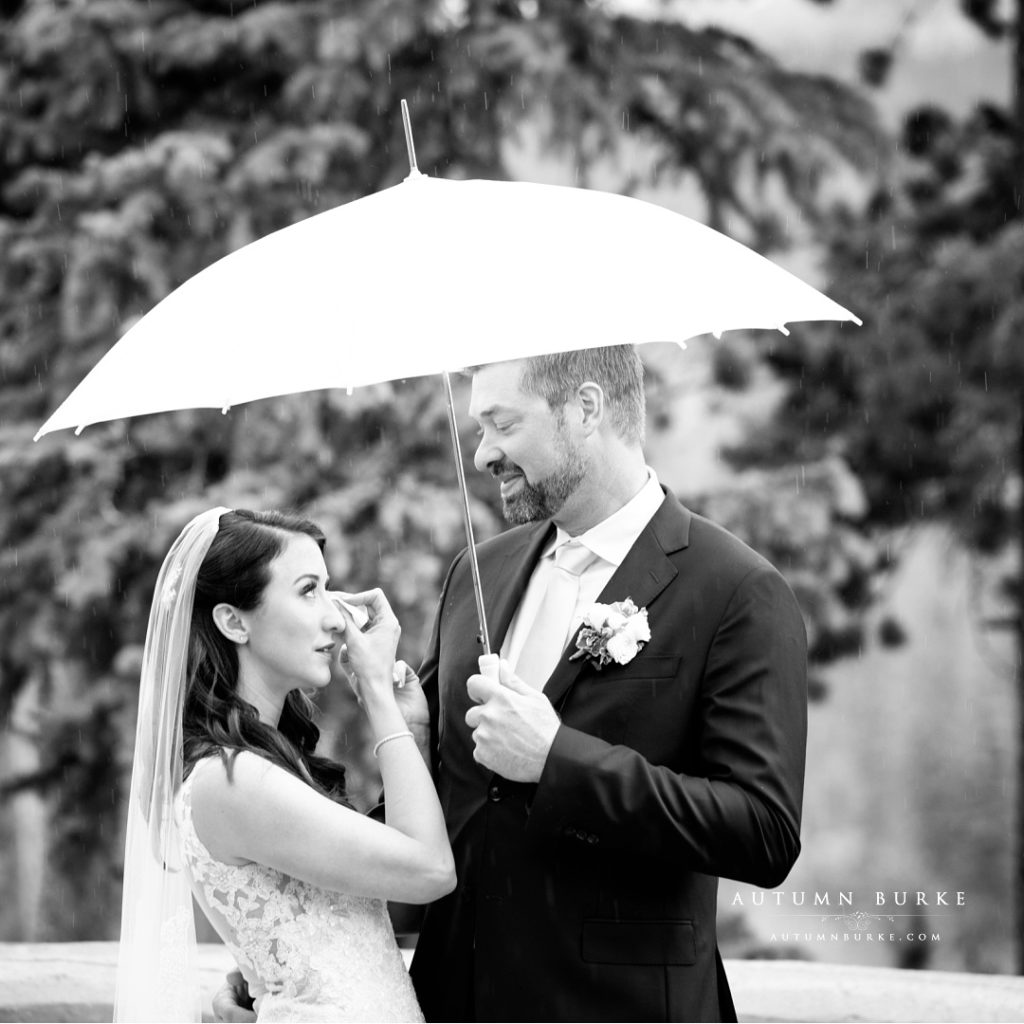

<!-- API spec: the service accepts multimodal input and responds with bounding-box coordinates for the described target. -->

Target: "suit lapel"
[543,491,692,708]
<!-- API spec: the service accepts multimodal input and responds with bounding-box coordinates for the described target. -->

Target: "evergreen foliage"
[740,10,1021,596]
[0,0,879,939]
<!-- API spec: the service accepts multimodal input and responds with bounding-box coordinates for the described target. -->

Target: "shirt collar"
[545,467,665,567]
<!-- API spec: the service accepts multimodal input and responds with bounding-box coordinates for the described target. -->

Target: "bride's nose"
[323,594,346,632]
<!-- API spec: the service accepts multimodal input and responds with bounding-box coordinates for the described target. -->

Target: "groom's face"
[468,360,586,524]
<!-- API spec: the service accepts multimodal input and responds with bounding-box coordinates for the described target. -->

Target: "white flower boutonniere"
[570,598,651,669]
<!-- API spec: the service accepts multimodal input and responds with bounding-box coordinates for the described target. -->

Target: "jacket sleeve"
[415,548,466,779]
[526,564,807,888]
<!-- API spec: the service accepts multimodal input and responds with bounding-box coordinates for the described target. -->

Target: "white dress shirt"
[500,467,665,674]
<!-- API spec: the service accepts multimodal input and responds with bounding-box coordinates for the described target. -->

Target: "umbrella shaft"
[400,99,418,174]
[443,370,491,654]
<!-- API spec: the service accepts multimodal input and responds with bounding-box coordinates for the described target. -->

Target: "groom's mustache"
[488,458,523,479]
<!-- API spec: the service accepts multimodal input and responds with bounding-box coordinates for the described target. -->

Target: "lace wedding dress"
[178,759,423,1023]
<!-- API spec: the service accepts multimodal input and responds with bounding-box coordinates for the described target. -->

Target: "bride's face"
[235,533,345,699]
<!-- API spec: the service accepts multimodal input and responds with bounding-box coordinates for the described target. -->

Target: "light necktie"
[514,540,599,689]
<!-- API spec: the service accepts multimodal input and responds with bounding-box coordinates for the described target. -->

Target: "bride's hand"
[392,660,429,729]
[330,589,400,705]
[212,970,256,1022]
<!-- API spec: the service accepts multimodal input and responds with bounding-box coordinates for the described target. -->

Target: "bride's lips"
[499,474,524,498]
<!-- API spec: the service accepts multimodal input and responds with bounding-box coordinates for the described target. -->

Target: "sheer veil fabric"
[114,507,231,1023]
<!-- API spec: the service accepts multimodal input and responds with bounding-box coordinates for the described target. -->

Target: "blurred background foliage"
[0,0,1019,973]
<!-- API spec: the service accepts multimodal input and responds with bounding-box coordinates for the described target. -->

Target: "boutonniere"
[570,598,651,669]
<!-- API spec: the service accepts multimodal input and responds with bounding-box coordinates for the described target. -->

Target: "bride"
[114,507,454,1022]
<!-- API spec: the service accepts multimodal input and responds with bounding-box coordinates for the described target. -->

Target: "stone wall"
[3,943,1024,1022]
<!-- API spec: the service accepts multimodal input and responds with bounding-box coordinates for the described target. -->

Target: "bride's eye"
[302,581,318,597]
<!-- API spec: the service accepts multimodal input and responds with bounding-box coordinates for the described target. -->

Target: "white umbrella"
[35,173,858,436]
[35,105,860,652]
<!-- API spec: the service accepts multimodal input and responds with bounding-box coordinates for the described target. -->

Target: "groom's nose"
[474,433,500,474]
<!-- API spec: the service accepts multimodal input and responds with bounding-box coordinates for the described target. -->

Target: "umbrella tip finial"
[400,99,419,177]
[777,325,791,337]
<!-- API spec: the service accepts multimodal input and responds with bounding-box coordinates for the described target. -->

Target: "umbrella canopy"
[35,164,860,657]
[34,171,859,440]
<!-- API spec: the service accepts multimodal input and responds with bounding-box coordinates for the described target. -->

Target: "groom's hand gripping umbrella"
[35,103,860,658]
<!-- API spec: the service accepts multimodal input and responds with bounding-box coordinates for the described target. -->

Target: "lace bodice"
[179,759,423,1023]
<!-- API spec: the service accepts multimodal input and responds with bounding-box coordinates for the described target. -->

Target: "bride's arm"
[328,606,432,775]
[390,661,432,771]
[191,748,454,903]
[191,588,455,905]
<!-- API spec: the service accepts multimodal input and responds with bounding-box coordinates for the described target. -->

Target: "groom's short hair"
[520,345,645,446]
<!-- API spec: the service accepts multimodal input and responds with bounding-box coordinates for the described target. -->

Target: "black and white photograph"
[1,1,1022,1021]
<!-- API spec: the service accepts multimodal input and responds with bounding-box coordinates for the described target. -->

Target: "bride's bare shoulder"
[189,751,348,866]
[190,749,282,805]
[188,752,288,859]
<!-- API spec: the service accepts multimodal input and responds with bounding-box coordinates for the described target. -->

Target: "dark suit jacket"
[410,490,807,1022]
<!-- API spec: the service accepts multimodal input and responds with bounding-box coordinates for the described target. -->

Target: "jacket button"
[488,784,501,802]
[586,834,599,845]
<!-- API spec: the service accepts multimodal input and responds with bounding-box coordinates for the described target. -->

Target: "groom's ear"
[576,381,604,436]
[212,603,249,645]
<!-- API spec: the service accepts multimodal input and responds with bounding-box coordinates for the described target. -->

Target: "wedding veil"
[114,507,231,1023]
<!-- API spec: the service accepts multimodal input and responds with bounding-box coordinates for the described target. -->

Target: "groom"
[408,346,807,1022]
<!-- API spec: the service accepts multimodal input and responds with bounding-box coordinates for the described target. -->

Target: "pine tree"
[0,0,879,939]
[744,0,1024,970]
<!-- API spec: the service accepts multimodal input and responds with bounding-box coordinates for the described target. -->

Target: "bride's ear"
[212,603,249,645]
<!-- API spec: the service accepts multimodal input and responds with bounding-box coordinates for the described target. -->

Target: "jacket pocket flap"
[588,655,681,681]
[581,919,696,965]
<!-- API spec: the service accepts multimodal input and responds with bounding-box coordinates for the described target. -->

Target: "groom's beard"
[494,442,587,525]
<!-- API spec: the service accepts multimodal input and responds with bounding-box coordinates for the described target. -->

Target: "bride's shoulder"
[190,749,283,804]
[188,751,291,862]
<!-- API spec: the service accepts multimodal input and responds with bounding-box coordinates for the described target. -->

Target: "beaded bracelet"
[373,730,415,758]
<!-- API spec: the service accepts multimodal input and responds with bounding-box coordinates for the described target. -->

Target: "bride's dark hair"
[182,508,350,805]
